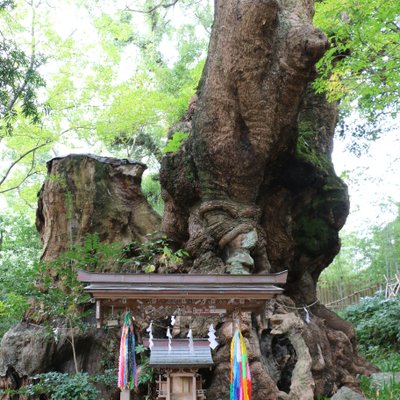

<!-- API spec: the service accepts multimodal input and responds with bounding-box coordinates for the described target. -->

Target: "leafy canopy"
[0,0,211,206]
[314,0,400,129]
[0,0,46,134]
[0,212,41,336]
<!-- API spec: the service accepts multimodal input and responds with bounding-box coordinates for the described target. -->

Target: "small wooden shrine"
[78,270,288,400]
[78,270,288,326]
[143,338,212,400]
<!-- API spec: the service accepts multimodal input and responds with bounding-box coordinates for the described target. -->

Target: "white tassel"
[208,323,219,350]
[53,327,59,344]
[187,328,194,351]
[304,307,310,324]
[146,321,154,350]
[167,326,172,351]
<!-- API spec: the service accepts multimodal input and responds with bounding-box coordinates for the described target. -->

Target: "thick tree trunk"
[162,0,330,276]
[160,0,377,398]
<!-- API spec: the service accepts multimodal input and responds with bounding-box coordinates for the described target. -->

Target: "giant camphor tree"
[159,0,376,397]
[0,0,386,399]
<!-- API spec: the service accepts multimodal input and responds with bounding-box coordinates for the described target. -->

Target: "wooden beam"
[86,288,281,300]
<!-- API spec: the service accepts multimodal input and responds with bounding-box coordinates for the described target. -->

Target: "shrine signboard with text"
[99,297,267,318]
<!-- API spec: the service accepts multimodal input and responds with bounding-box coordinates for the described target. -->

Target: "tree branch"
[0,141,49,188]
[59,125,96,136]
[16,186,36,209]
[125,0,179,14]
[5,0,39,115]
[0,139,42,194]
[0,171,40,194]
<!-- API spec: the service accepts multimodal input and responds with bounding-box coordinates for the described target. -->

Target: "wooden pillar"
[120,389,130,400]
[192,372,197,400]
[166,372,171,400]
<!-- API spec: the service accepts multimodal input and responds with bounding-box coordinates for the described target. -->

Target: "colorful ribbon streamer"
[118,312,138,390]
[230,328,252,400]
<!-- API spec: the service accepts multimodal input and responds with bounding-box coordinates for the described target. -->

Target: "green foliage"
[0,212,41,337]
[93,368,118,388]
[321,231,370,285]
[0,0,210,203]
[24,372,100,400]
[0,1,15,9]
[0,31,45,134]
[314,0,400,128]
[35,233,123,318]
[338,293,400,398]
[365,212,400,281]
[135,344,153,386]
[365,349,400,373]
[87,0,209,163]
[360,375,400,400]
[63,233,124,272]
[0,1,67,198]
[122,235,188,273]
[163,131,189,154]
[32,232,188,337]
[296,121,330,172]
[142,174,164,215]
[33,233,127,371]
[323,205,400,286]
[2,365,152,398]
[341,293,400,352]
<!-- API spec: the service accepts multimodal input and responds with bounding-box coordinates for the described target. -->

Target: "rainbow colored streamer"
[118,312,138,390]
[230,328,252,400]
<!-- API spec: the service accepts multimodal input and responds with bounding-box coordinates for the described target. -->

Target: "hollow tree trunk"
[160,0,377,398]
[0,155,161,399]
[36,154,161,264]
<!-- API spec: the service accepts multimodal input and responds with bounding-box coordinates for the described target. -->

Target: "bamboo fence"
[317,280,383,311]
[317,273,400,311]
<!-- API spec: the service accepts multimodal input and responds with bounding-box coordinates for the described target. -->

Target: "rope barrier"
[281,299,319,310]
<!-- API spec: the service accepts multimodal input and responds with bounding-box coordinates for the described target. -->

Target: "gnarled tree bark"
[162,0,330,276]
[36,154,161,264]
[160,0,377,398]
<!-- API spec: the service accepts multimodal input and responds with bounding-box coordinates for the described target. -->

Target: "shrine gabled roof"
[143,339,213,368]
[77,270,287,300]
[77,270,288,284]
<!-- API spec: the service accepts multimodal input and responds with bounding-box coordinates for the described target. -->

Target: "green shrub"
[135,343,153,385]
[25,372,100,399]
[341,292,400,352]
[362,347,400,372]
[360,375,400,400]
[162,131,189,153]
